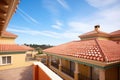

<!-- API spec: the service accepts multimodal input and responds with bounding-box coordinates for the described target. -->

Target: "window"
[0,56,11,65]
[25,54,33,61]
[26,54,32,57]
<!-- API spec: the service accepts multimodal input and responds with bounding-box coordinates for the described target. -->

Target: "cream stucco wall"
[97,37,109,40]
[0,37,15,44]
[0,53,34,70]
[81,37,109,40]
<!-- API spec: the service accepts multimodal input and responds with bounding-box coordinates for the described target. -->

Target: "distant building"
[22,45,37,61]
[0,31,35,70]
[43,25,120,80]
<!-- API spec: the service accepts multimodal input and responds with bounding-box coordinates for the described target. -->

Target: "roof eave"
[44,52,120,69]
[0,51,26,54]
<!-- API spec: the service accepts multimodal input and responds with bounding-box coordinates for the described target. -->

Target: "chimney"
[94,25,100,31]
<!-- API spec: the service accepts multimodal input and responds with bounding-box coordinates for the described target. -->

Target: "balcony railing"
[41,58,46,65]
[51,61,59,69]
[61,66,74,78]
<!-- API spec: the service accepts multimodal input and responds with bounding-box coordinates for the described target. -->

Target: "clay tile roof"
[110,30,120,37]
[79,30,110,39]
[79,25,110,39]
[0,44,33,52]
[0,31,17,38]
[97,40,120,62]
[43,39,120,62]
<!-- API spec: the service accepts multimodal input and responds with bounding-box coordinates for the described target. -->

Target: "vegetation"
[24,44,54,55]
[24,44,53,50]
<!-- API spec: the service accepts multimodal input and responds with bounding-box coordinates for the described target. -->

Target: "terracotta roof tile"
[110,30,120,37]
[97,40,120,62]
[0,31,17,38]
[44,39,120,62]
[79,30,110,39]
[0,44,33,52]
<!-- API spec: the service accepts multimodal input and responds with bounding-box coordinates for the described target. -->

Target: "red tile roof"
[79,30,110,39]
[43,39,120,62]
[110,30,120,37]
[97,40,120,62]
[0,44,33,52]
[0,31,17,38]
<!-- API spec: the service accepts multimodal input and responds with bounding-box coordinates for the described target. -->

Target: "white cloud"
[51,20,63,30]
[67,11,120,33]
[56,20,62,26]
[8,0,120,45]
[42,0,59,16]
[7,28,59,38]
[68,22,92,32]
[59,31,80,40]
[86,0,119,8]
[7,25,80,42]
[57,0,70,9]
[18,8,40,25]
[15,5,120,41]
[67,0,120,33]
[89,5,120,32]
[18,11,30,23]
[98,5,120,20]
[42,0,70,18]
[52,25,61,30]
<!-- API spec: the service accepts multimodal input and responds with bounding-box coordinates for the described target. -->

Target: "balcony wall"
[33,62,63,80]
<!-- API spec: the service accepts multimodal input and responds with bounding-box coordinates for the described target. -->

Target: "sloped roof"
[43,39,120,62]
[0,0,20,31]
[0,44,33,52]
[79,30,110,39]
[110,30,120,37]
[97,40,120,62]
[0,31,17,38]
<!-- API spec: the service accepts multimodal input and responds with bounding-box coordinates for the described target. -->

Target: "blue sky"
[7,0,120,45]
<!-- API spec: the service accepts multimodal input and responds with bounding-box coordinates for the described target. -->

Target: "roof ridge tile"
[95,39,107,61]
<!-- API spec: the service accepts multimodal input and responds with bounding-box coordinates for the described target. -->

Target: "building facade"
[43,25,120,80]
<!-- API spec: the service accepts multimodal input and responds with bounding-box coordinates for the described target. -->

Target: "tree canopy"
[24,44,53,50]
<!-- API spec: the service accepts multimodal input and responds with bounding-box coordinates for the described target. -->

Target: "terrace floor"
[0,66,33,80]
